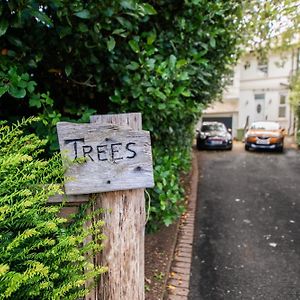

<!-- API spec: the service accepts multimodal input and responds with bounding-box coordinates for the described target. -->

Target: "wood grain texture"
[48,194,89,203]
[56,122,154,195]
[91,113,146,300]
[90,112,142,130]
[94,190,145,300]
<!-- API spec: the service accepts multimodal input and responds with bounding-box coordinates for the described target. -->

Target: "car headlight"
[245,133,255,139]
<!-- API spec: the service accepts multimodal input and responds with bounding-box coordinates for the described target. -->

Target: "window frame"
[278,94,287,118]
[257,58,268,75]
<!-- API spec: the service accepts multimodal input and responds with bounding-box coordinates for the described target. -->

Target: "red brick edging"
[164,151,198,300]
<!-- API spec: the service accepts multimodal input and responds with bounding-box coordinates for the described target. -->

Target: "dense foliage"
[0,1,244,229]
[242,0,300,51]
[0,118,106,299]
[289,71,300,145]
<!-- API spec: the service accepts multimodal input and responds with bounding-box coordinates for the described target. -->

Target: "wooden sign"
[57,122,154,195]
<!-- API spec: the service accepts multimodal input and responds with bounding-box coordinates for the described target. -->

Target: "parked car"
[196,122,233,150]
[244,121,285,152]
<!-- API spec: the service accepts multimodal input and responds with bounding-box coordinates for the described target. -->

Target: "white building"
[203,48,300,138]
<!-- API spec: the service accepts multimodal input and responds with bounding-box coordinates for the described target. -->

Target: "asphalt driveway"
[189,142,300,300]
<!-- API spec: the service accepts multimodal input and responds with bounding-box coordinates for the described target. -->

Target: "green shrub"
[0,118,106,299]
[0,1,244,230]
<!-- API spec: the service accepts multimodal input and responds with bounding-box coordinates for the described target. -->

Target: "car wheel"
[196,139,202,150]
[278,146,284,153]
[245,144,250,151]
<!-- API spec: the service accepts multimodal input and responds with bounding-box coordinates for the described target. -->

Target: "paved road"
[189,142,300,300]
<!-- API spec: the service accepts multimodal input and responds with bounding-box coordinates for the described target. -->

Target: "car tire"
[278,146,284,153]
[245,144,250,151]
[196,139,202,150]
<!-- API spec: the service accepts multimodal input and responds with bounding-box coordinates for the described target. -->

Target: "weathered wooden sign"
[57,122,154,195]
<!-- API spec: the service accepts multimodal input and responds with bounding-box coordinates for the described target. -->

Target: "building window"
[280,94,286,105]
[256,104,262,113]
[244,61,250,70]
[254,93,265,100]
[278,94,286,118]
[257,58,268,74]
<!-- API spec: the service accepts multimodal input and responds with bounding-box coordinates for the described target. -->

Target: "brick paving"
[164,152,198,300]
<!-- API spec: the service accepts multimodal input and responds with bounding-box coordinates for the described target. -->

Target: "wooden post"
[90,113,146,300]
[56,113,153,300]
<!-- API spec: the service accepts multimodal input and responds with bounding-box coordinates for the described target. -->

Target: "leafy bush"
[0,1,243,230]
[289,71,300,146]
[0,118,106,299]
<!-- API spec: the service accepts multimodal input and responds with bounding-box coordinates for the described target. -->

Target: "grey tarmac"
[189,142,300,300]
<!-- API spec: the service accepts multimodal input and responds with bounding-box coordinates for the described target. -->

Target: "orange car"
[244,121,285,152]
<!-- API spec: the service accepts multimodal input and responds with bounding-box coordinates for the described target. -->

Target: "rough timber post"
[90,113,146,300]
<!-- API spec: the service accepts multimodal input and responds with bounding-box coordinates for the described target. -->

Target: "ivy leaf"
[140,3,157,15]
[154,90,166,100]
[181,90,191,97]
[178,72,189,81]
[78,23,88,33]
[74,10,90,19]
[146,58,155,70]
[147,33,156,45]
[0,86,8,97]
[21,73,29,81]
[163,217,173,226]
[176,59,187,69]
[29,94,42,108]
[158,103,166,110]
[121,0,136,10]
[27,81,36,93]
[210,37,216,48]
[112,28,127,37]
[29,9,53,27]
[17,80,28,89]
[128,40,139,53]
[169,55,177,70]
[65,65,72,77]
[126,61,139,70]
[116,17,133,31]
[8,86,26,98]
[107,37,116,52]
[0,20,8,37]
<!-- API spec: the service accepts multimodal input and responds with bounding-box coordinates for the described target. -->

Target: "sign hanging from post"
[57,122,154,195]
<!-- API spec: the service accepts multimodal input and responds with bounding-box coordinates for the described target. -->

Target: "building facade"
[202,49,300,138]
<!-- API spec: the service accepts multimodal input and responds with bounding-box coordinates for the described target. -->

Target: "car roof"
[202,121,225,125]
[251,121,278,125]
[249,121,281,130]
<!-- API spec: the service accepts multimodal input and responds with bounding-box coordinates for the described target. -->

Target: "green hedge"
[0,1,243,230]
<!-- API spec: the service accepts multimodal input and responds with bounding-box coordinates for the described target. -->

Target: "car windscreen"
[250,122,280,130]
[201,124,226,132]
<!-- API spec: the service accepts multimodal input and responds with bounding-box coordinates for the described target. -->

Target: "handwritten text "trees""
[64,138,137,162]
